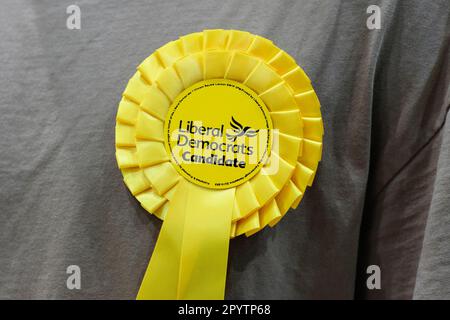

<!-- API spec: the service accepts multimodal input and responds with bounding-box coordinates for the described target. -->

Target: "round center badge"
[164,79,273,189]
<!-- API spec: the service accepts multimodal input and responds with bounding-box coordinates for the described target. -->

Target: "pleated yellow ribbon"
[137,180,234,299]
[115,29,323,300]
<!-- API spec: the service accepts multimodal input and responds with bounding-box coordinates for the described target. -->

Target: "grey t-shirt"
[0,0,449,299]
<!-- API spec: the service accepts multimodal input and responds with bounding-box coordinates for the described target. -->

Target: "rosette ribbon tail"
[137,180,235,300]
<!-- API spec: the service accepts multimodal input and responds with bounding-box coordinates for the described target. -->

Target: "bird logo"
[226,117,259,142]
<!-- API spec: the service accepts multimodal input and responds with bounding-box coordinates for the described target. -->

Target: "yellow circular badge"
[164,79,272,189]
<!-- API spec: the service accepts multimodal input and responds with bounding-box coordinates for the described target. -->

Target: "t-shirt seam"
[373,106,450,200]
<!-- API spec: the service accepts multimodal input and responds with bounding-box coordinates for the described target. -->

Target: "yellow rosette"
[115,29,323,300]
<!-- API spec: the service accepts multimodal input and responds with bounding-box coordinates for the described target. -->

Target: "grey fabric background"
[0,0,449,299]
